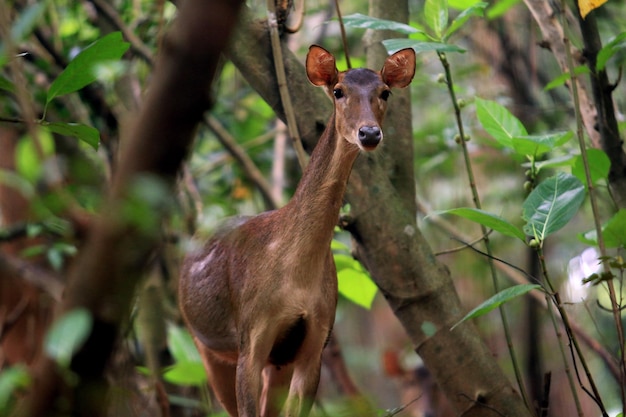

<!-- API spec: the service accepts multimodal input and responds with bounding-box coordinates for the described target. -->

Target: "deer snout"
[358,125,382,150]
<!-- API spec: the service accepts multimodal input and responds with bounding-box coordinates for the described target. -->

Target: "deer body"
[179,45,415,417]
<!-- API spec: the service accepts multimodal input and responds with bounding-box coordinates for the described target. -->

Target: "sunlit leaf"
[522,173,586,241]
[437,207,525,241]
[163,362,207,386]
[425,0,449,39]
[42,121,100,150]
[475,97,527,148]
[597,32,626,71]
[572,148,610,185]
[451,284,541,330]
[444,2,487,41]
[487,0,521,19]
[44,309,93,368]
[511,131,572,157]
[335,254,378,309]
[167,323,202,364]
[449,0,482,9]
[578,0,608,19]
[15,130,55,183]
[383,38,465,54]
[341,13,419,35]
[0,365,31,413]
[46,32,130,105]
[578,209,626,248]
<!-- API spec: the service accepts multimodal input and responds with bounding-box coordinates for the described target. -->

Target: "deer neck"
[284,112,360,255]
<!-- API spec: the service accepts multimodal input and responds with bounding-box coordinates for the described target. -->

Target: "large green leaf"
[451,284,541,330]
[572,148,610,186]
[424,0,448,39]
[46,32,130,105]
[522,173,586,240]
[341,13,420,35]
[167,323,202,364]
[44,308,93,368]
[579,209,626,249]
[437,207,525,241]
[15,130,55,183]
[42,121,100,150]
[383,38,465,54]
[475,97,527,148]
[511,131,572,157]
[335,254,378,309]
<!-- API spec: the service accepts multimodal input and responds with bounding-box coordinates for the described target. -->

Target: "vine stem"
[537,247,608,417]
[559,1,626,408]
[437,51,533,415]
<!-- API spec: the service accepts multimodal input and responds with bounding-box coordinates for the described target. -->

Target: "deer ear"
[306,45,338,87]
[381,48,416,89]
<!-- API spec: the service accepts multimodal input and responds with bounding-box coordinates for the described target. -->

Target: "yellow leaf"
[579,0,608,18]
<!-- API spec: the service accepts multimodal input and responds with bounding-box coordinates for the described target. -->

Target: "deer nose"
[358,126,382,149]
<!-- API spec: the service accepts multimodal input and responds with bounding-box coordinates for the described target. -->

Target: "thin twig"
[334,0,351,69]
[266,0,308,171]
[437,50,533,414]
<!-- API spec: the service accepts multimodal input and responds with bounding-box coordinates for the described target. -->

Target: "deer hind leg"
[261,363,295,417]
[282,328,328,417]
[194,338,238,417]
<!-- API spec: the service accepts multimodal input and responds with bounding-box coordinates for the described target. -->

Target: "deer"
[179,44,415,417]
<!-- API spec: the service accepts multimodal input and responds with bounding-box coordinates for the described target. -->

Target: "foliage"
[1,0,626,415]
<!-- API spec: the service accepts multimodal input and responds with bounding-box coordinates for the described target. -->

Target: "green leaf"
[486,0,521,19]
[163,362,207,386]
[451,284,541,330]
[444,2,487,41]
[572,148,610,185]
[42,121,100,150]
[449,0,483,9]
[578,209,626,248]
[511,131,572,157]
[335,254,378,309]
[44,309,93,368]
[438,207,525,241]
[522,173,586,241]
[425,0,449,39]
[341,13,420,35]
[475,97,527,148]
[167,323,202,364]
[15,130,55,183]
[522,154,577,173]
[596,32,626,71]
[383,38,465,54]
[9,1,48,44]
[46,32,130,104]
[0,365,31,413]
[0,75,15,93]
[544,65,590,91]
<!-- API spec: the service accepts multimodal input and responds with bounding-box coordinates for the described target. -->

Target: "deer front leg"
[236,352,265,417]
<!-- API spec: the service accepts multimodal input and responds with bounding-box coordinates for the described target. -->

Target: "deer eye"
[380,90,391,101]
[333,88,344,99]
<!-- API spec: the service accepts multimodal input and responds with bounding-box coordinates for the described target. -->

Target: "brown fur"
[179,45,415,417]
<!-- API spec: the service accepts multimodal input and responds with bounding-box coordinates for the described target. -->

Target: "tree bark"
[227,10,531,417]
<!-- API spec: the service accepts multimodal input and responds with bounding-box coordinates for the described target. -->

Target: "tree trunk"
[227,7,531,417]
